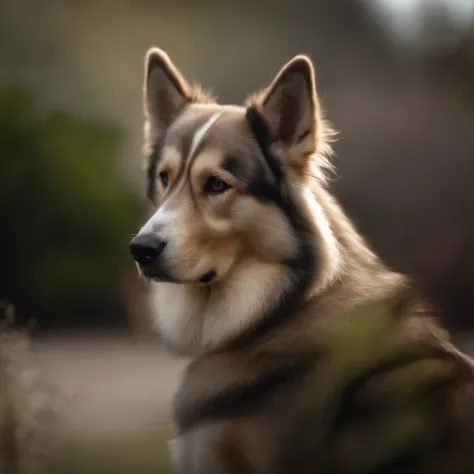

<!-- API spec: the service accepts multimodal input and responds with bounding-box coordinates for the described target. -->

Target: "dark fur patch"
[221,155,252,185]
[175,357,317,432]
[245,107,284,182]
[218,432,255,474]
[146,134,166,203]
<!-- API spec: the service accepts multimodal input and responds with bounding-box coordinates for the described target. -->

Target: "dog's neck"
[149,184,384,357]
[150,260,294,355]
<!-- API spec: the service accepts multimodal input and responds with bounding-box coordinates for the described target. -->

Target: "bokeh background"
[0,0,473,471]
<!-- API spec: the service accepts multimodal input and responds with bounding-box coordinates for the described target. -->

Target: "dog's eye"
[204,176,231,195]
[159,171,169,188]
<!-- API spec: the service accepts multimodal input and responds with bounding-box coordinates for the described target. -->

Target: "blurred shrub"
[0,86,142,328]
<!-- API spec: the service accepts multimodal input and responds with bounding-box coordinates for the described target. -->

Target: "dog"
[130,48,474,474]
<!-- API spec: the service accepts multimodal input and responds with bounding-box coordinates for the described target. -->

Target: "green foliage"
[0,85,141,324]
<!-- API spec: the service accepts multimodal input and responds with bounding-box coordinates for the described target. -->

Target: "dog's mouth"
[141,266,174,283]
[199,270,216,285]
[140,265,217,285]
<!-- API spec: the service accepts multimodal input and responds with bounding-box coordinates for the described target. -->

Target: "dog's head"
[130,48,335,288]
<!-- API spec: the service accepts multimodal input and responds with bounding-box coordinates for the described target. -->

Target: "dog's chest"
[170,353,320,474]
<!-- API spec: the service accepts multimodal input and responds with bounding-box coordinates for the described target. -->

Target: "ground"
[33,332,187,435]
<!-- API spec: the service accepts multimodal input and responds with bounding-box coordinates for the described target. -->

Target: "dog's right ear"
[144,48,190,135]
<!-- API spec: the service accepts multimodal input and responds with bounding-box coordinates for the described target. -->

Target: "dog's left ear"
[256,55,319,161]
[144,47,191,137]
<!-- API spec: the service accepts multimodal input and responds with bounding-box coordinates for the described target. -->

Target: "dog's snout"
[129,234,166,266]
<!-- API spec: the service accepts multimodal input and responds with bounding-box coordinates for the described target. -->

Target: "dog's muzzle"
[129,233,217,284]
[129,233,167,273]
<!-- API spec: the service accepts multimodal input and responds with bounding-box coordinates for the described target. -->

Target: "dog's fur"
[133,48,474,473]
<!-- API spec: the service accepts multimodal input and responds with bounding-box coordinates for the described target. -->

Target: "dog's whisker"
[135,261,144,278]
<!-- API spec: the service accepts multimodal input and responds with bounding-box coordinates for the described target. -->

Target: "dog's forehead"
[163,104,257,164]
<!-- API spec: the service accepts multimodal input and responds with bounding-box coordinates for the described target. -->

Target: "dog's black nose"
[129,234,166,266]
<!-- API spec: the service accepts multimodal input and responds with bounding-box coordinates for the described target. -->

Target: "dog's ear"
[257,55,320,161]
[144,48,190,135]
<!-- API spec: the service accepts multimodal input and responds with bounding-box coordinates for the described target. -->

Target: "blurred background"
[0,0,473,471]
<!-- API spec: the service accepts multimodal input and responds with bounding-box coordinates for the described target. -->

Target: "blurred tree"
[0,86,142,329]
